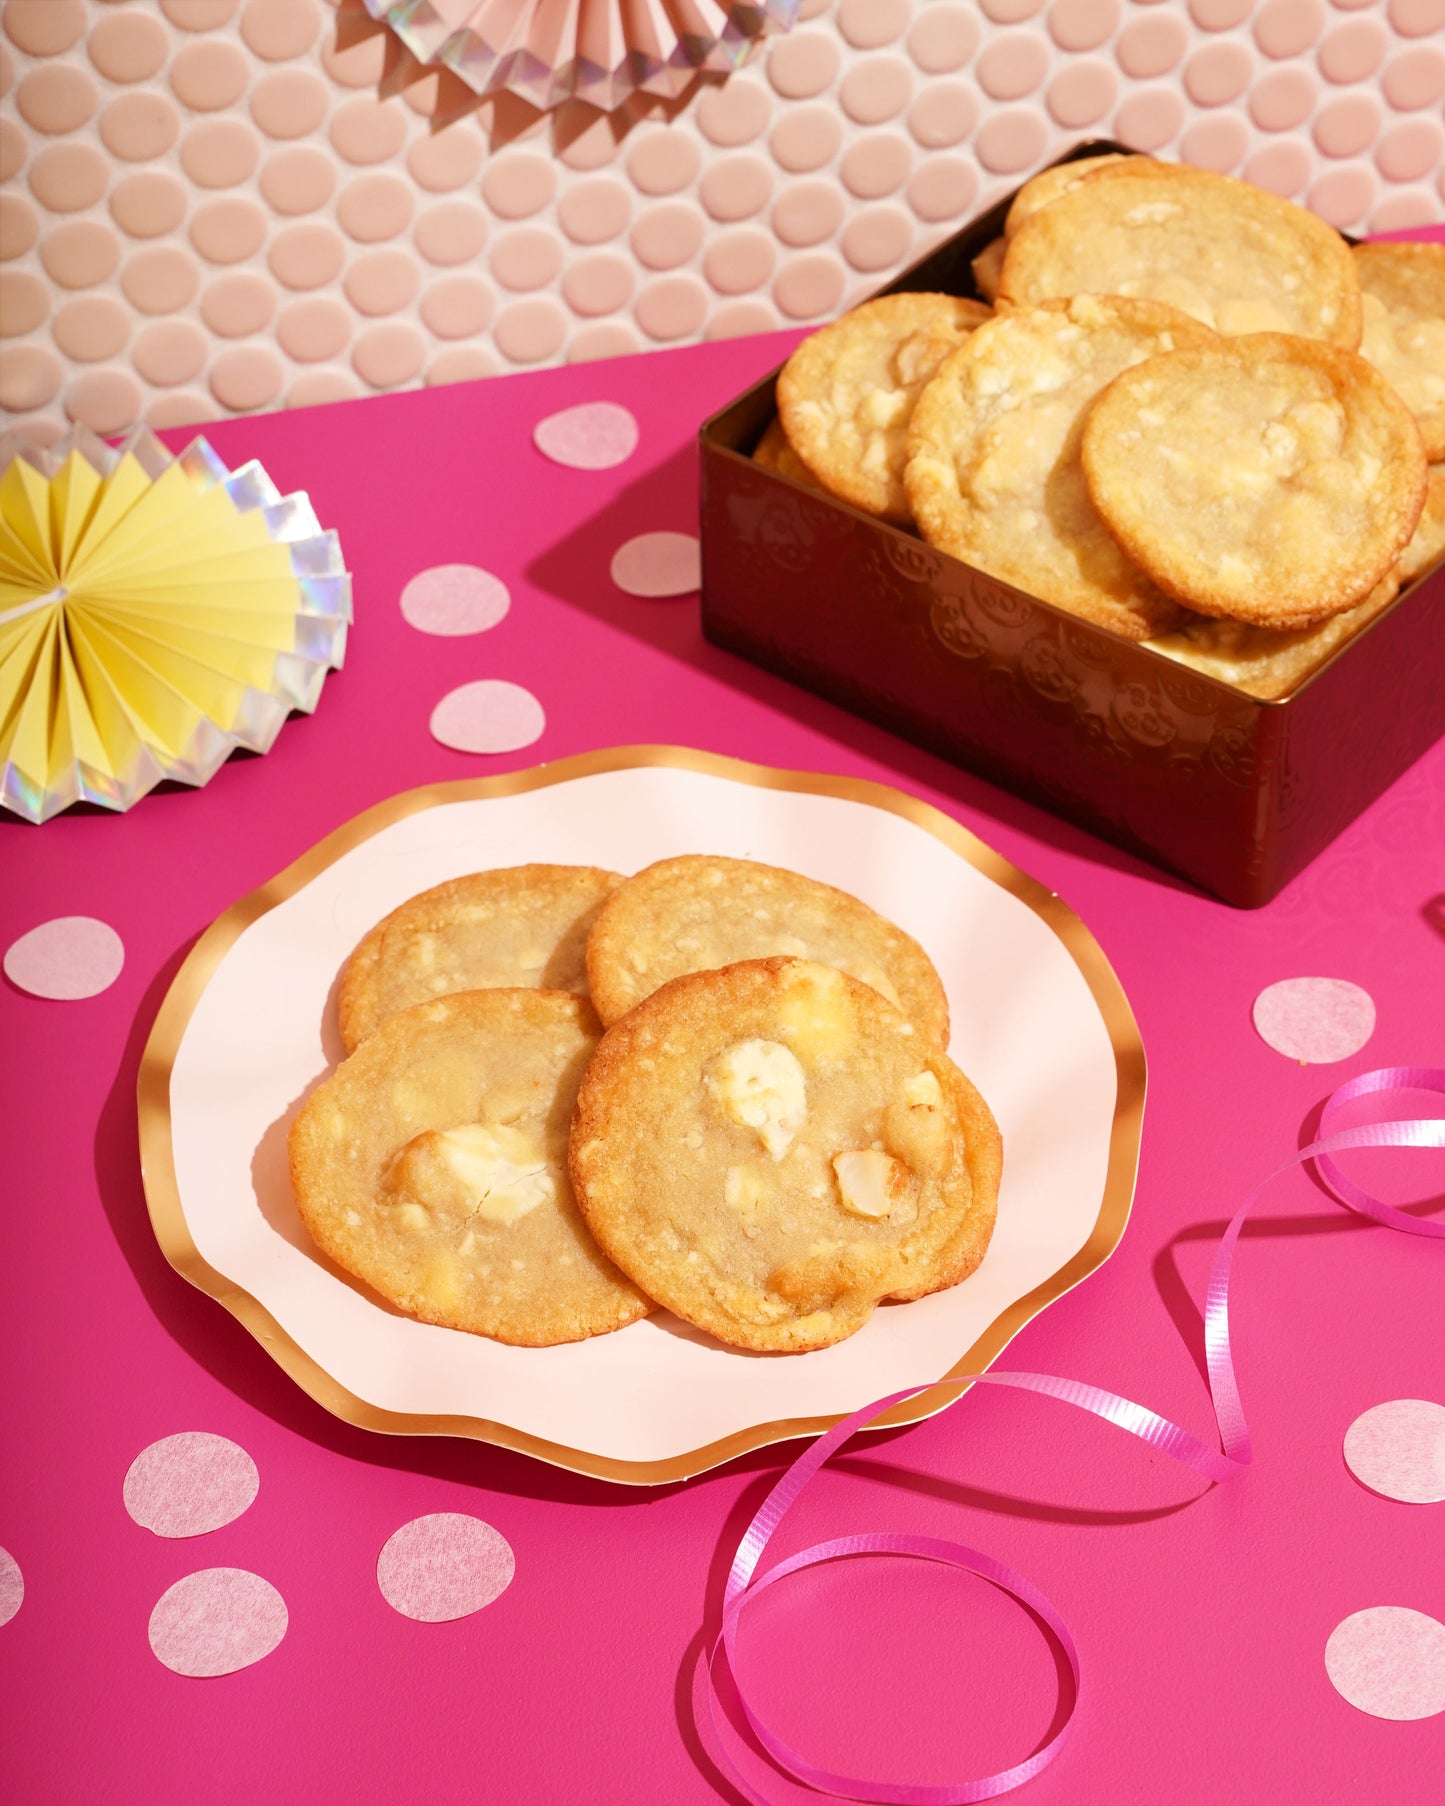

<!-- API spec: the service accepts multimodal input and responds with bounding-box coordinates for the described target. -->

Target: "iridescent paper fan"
[0,427,351,825]
[364,0,798,113]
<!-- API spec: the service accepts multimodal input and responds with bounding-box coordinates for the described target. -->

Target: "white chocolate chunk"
[707,1039,808,1160]
[435,1123,555,1224]
[775,963,854,1065]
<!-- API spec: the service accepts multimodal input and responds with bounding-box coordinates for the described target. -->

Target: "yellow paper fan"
[0,426,351,825]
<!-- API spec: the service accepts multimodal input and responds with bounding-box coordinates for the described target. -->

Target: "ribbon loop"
[704,1068,1445,1804]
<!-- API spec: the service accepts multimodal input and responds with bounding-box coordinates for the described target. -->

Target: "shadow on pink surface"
[524,442,1199,906]
[1151,1083,1445,1394]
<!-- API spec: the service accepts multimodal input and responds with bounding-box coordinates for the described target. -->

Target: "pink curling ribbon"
[704,1067,1445,1804]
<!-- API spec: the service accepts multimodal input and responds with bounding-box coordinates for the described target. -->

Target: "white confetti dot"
[0,1546,22,1627]
[4,916,124,1001]
[610,531,701,598]
[377,1513,515,1623]
[1325,1607,1445,1721]
[148,1569,287,1678]
[534,401,639,470]
[1344,1400,1445,1505]
[1252,977,1375,1063]
[429,679,545,754]
[400,564,510,637]
[124,1433,260,1538]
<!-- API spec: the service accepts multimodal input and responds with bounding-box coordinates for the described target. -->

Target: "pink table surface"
[3,332,1443,1806]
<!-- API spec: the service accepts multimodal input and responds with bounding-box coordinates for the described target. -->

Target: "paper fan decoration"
[363,0,798,114]
[0,427,351,825]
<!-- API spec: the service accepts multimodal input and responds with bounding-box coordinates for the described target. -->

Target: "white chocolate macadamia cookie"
[1353,243,1445,462]
[999,162,1362,347]
[569,959,1001,1352]
[906,296,1216,640]
[290,988,652,1345]
[338,864,621,1052]
[1083,334,1427,628]
[777,292,992,522]
[585,853,950,1046]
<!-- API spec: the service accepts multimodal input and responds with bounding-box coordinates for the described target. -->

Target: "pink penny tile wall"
[0,0,1442,443]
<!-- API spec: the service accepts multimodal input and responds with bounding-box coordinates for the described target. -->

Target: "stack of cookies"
[289,858,1002,1354]
[763,155,1445,700]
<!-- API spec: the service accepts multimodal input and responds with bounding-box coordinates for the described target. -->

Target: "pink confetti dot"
[1344,1399,1445,1504]
[377,1513,515,1622]
[124,1433,260,1538]
[610,530,702,597]
[0,1547,22,1628]
[1325,1607,1445,1720]
[400,564,510,637]
[4,916,124,1001]
[1251,976,1375,1063]
[429,679,545,755]
[533,400,639,470]
[148,1569,288,1678]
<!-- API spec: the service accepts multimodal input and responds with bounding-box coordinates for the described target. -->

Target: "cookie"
[1144,577,1401,701]
[999,162,1362,348]
[971,236,1006,303]
[289,988,653,1345]
[1397,464,1445,586]
[905,295,1215,639]
[776,292,992,522]
[338,864,621,1053]
[1082,334,1428,628]
[752,415,827,494]
[584,853,950,1046]
[569,958,1001,1353]
[1354,243,1445,461]
[1001,151,1143,238]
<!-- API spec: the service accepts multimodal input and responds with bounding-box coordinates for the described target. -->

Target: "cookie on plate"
[584,853,950,1046]
[338,864,621,1052]
[776,292,992,522]
[905,295,1216,639]
[999,162,1362,347]
[569,958,1002,1353]
[1354,242,1445,461]
[1082,334,1428,628]
[290,988,653,1345]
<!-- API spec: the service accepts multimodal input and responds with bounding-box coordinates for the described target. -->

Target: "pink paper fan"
[361,0,798,114]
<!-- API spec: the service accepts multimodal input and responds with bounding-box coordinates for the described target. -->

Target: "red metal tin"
[698,146,1445,907]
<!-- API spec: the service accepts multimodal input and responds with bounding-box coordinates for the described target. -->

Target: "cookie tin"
[697,144,1445,908]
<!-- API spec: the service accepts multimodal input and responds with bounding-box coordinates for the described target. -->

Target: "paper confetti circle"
[124,1433,260,1538]
[430,680,545,755]
[376,1513,515,1623]
[534,401,639,471]
[1325,1607,1445,1721]
[610,531,701,598]
[0,1546,22,1627]
[1252,977,1376,1064]
[4,916,124,1001]
[1344,1400,1445,1505]
[148,1569,288,1678]
[400,565,511,637]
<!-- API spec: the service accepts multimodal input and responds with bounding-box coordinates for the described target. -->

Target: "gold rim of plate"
[137,744,1146,1486]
